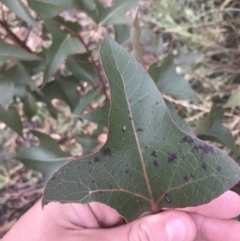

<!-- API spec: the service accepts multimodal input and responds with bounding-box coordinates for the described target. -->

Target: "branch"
[0,19,34,53]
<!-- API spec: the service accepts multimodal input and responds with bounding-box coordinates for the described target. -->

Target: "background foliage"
[0,0,239,235]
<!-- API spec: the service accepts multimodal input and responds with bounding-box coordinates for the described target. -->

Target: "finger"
[179,191,240,219]
[191,213,240,241]
[81,210,196,241]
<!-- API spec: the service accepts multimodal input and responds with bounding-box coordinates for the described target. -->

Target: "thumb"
[84,210,196,241]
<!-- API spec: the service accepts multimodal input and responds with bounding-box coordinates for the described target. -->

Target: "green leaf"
[148,56,200,102]
[80,102,110,126]
[15,131,70,182]
[76,135,100,155]
[0,39,40,66]
[0,0,37,27]
[42,76,79,111]
[95,0,138,25]
[23,93,38,119]
[114,25,131,47]
[197,107,240,157]
[27,0,82,18]
[0,75,14,107]
[73,90,100,116]
[0,105,23,136]
[43,20,82,85]
[66,54,97,84]
[131,11,142,63]
[43,36,240,222]
[224,86,240,108]
[175,47,201,73]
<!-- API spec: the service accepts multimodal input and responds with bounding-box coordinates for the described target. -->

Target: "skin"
[2,190,240,241]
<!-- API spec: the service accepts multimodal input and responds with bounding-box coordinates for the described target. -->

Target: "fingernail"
[166,216,187,241]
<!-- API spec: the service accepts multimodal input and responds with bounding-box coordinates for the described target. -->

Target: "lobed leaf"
[43,36,240,222]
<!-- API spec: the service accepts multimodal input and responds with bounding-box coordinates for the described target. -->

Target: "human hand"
[2,190,240,241]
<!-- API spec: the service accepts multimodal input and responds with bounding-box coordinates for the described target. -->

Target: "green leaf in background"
[15,131,71,182]
[131,11,142,63]
[114,25,131,47]
[23,93,38,119]
[224,86,240,108]
[196,107,240,158]
[73,90,100,116]
[140,29,166,57]
[76,135,100,155]
[0,39,40,66]
[94,0,138,25]
[27,0,81,18]
[67,54,97,85]
[80,102,110,126]
[0,0,37,27]
[148,56,200,102]
[43,20,82,85]
[42,76,79,111]
[0,75,14,107]
[175,47,202,73]
[43,36,240,222]
[0,105,23,136]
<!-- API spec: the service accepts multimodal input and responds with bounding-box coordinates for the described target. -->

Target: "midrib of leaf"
[99,1,130,25]
[109,42,156,212]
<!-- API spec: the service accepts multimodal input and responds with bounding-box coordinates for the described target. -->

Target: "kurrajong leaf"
[0,39,40,66]
[15,131,70,182]
[0,0,37,27]
[43,36,240,222]
[43,20,82,85]
[148,56,200,102]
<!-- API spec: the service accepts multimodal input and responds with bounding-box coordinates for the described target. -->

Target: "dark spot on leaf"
[181,136,193,145]
[102,148,111,156]
[94,157,100,162]
[88,161,92,165]
[191,173,194,178]
[137,127,143,132]
[202,162,207,171]
[165,193,171,203]
[99,191,103,194]
[168,153,177,163]
[109,185,113,189]
[198,144,214,154]
[151,151,157,157]
[126,164,129,167]
[52,176,55,180]
[125,169,130,174]
[153,160,158,167]
[129,117,132,121]
[184,176,188,182]
[138,100,141,102]
[216,165,221,172]
[156,102,159,105]
[92,179,95,183]
[193,145,199,152]
[145,146,148,149]
[88,169,92,173]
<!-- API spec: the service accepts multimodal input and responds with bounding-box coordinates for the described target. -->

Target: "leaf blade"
[43,36,240,222]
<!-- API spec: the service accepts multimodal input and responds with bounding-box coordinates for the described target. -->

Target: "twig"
[0,19,33,53]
